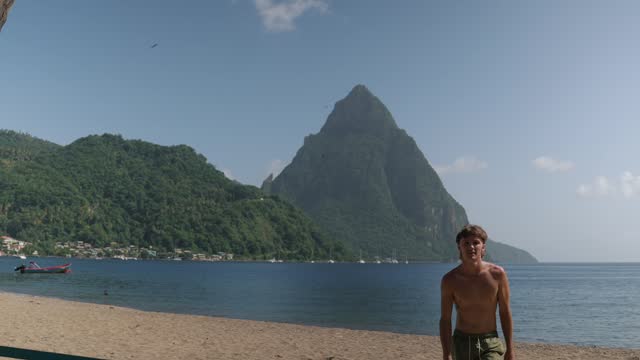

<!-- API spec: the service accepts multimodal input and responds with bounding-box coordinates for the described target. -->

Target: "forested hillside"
[0,130,347,260]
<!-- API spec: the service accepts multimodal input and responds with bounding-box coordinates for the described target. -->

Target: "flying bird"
[150,43,158,48]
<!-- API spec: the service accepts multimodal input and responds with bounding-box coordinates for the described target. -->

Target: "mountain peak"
[264,85,538,263]
[320,84,398,137]
[348,84,373,97]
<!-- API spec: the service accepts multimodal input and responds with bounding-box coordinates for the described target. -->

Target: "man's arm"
[439,275,454,360]
[498,268,514,360]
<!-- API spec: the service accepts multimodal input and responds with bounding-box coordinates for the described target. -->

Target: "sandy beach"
[0,292,637,360]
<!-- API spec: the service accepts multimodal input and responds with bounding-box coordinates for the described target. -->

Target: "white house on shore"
[1,235,30,252]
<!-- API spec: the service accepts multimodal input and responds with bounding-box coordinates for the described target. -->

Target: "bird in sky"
[151,43,158,48]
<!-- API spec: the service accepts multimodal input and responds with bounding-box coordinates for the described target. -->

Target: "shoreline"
[0,292,638,359]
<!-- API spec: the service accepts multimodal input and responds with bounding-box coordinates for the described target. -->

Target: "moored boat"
[14,261,71,274]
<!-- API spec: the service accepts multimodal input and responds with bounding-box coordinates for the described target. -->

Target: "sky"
[1,0,639,262]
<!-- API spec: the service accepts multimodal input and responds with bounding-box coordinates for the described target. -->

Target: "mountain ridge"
[264,85,537,263]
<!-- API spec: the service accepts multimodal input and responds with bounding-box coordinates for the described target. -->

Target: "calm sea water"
[0,258,638,349]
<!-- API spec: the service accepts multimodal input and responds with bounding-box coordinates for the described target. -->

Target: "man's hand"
[504,348,514,360]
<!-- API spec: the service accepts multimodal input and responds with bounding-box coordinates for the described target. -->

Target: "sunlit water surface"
[0,258,638,348]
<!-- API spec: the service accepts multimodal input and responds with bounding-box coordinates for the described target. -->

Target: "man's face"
[458,236,485,262]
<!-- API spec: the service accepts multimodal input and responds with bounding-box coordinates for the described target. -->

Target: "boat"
[391,248,399,264]
[14,261,71,274]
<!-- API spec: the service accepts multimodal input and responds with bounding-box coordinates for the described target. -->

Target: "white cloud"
[266,159,286,178]
[434,156,488,175]
[532,156,574,173]
[576,184,591,197]
[621,171,640,198]
[576,173,640,198]
[577,179,607,197]
[594,176,614,196]
[222,169,235,180]
[255,0,328,32]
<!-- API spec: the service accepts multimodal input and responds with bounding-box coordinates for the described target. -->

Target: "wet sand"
[0,292,638,359]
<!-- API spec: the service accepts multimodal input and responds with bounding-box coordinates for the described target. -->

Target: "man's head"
[456,224,488,261]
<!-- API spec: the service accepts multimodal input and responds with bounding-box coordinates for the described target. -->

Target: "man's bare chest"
[452,275,499,305]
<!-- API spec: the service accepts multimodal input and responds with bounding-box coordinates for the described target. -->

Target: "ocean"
[0,258,638,349]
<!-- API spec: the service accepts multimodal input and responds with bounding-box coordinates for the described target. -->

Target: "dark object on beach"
[0,345,104,359]
[14,261,71,274]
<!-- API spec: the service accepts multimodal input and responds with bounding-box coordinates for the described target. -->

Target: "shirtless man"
[439,225,514,360]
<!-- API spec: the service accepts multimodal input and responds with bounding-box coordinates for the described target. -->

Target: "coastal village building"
[5,236,232,261]
[1,235,30,252]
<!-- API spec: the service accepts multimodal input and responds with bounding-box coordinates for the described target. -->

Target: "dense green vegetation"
[0,130,347,260]
[0,130,60,162]
[264,85,537,263]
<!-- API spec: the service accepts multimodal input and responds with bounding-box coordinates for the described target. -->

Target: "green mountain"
[0,131,347,260]
[263,85,537,263]
[0,130,60,162]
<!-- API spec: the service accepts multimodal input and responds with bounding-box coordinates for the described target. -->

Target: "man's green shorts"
[452,329,505,360]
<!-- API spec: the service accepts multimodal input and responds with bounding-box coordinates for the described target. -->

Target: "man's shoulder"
[441,265,462,282]
[485,262,507,279]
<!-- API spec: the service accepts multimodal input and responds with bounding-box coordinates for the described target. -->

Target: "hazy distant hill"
[263,85,537,263]
[485,239,538,264]
[0,132,347,260]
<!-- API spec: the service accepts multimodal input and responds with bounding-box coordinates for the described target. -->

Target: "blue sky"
[2,1,639,262]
